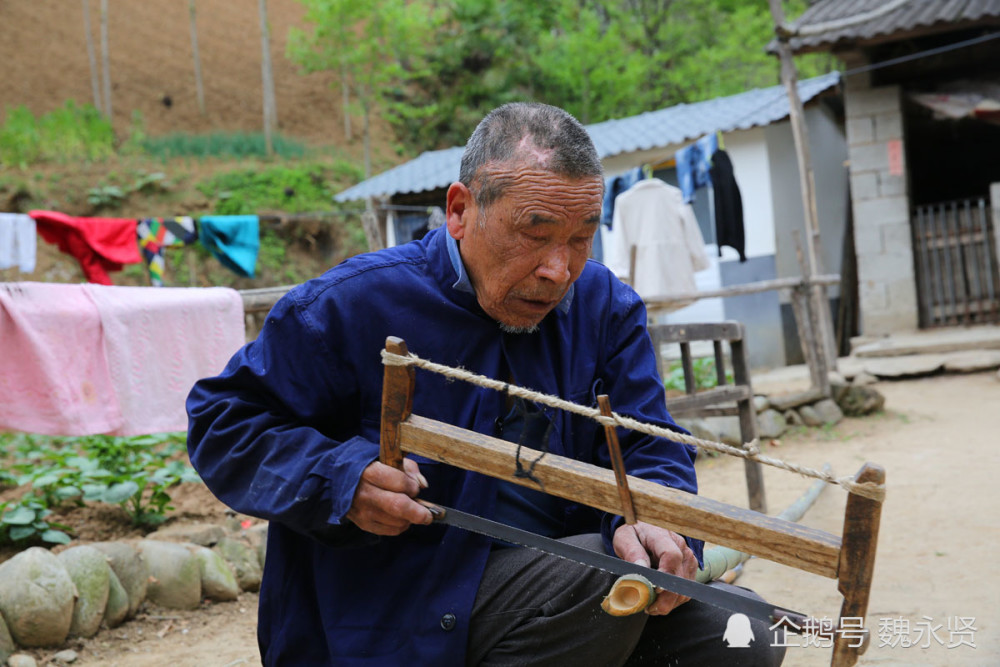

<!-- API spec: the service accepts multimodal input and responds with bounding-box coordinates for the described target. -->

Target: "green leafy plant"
[0,498,71,545]
[86,184,126,208]
[0,101,114,166]
[140,131,307,160]
[0,431,200,530]
[663,357,733,393]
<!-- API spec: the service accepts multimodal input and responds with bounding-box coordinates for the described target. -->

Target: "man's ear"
[446,182,473,240]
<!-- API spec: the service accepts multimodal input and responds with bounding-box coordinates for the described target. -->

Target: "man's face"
[446,165,603,332]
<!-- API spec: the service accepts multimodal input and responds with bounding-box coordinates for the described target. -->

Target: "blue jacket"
[186,226,701,665]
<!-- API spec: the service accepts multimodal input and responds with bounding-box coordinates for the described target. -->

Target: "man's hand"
[346,458,432,536]
[612,521,699,615]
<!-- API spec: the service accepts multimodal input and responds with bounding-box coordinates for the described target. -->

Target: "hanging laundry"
[0,281,245,436]
[674,133,719,203]
[137,217,198,286]
[198,215,260,278]
[29,210,141,285]
[601,167,644,228]
[0,213,37,273]
[609,179,710,308]
[709,150,747,263]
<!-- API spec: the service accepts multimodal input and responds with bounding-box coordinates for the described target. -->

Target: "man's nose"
[536,245,571,283]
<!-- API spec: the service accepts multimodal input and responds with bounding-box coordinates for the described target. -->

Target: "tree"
[189,0,206,115]
[100,0,112,125]
[81,0,102,113]
[290,0,440,176]
[259,0,278,155]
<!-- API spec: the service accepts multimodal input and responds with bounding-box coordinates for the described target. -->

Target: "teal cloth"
[198,215,259,278]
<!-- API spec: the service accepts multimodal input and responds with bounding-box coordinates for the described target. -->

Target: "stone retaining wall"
[0,522,267,665]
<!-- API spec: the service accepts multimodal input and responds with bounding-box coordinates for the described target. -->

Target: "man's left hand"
[612,521,698,615]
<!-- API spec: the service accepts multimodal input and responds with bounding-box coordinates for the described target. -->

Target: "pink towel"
[0,282,245,436]
[0,282,123,435]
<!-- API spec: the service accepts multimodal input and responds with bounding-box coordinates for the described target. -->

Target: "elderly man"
[187,103,783,666]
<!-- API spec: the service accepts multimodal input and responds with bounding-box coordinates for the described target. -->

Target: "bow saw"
[379,337,884,666]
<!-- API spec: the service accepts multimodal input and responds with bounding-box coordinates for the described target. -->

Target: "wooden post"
[81,0,102,113]
[793,231,831,397]
[768,0,838,374]
[832,463,885,666]
[189,0,206,116]
[731,327,766,513]
[258,0,277,156]
[379,337,415,471]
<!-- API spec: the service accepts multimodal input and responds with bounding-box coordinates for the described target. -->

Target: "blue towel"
[198,215,259,278]
[675,133,718,203]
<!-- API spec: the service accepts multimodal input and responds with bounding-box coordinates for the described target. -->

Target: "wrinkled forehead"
[473,160,604,212]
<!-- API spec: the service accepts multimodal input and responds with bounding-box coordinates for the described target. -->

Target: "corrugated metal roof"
[335,72,841,202]
[786,0,1000,53]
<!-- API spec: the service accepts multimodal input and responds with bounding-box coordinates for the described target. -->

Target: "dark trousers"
[467,534,785,667]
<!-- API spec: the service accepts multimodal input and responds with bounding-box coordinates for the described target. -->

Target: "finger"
[612,524,650,568]
[362,461,422,497]
[402,457,429,489]
[349,484,432,533]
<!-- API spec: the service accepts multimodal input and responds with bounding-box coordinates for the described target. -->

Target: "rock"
[703,416,742,447]
[812,399,844,425]
[8,654,37,667]
[675,418,719,444]
[752,395,770,413]
[0,547,76,647]
[215,538,263,592]
[828,371,847,386]
[245,524,269,569]
[52,649,78,663]
[783,409,803,426]
[104,570,130,628]
[0,611,15,665]
[190,546,240,602]
[863,354,946,378]
[146,523,226,547]
[942,350,1000,373]
[852,371,878,386]
[798,404,824,427]
[137,541,201,610]
[768,390,821,412]
[90,542,148,619]
[756,409,787,439]
[837,385,886,417]
[57,545,111,638]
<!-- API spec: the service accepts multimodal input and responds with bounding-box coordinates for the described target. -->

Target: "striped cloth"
[137,217,197,286]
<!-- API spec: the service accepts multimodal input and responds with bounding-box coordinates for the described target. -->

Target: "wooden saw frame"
[379,337,884,667]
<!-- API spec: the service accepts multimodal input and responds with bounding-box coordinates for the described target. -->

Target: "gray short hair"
[459,103,603,208]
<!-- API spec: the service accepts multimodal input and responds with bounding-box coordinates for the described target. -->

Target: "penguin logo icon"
[723,613,755,648]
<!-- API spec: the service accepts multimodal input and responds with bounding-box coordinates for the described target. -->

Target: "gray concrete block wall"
[845,80,919,334]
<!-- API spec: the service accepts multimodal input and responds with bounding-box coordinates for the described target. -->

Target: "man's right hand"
[346,458,432,535]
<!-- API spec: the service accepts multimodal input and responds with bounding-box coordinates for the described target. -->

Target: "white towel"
[0,213,37,273]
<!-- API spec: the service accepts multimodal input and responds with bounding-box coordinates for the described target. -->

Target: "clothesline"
[0,211,261,287]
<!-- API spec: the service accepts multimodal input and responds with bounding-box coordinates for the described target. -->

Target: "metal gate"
[912,198,999,327]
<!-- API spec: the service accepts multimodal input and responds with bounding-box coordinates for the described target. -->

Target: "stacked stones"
[678,373,886,447]
[0,521,268,665]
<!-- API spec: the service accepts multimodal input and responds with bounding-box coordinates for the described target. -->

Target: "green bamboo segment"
[696,466,831,583]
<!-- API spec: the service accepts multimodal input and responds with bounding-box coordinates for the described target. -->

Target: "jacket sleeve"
[186,288,378,548]
[596,282,704,565]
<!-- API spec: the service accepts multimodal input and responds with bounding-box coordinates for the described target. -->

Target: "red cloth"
[30,210,141,285]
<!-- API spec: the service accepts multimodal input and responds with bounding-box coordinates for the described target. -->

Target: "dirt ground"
[17,370,1000,666]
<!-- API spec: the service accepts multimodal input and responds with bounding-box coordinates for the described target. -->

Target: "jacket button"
[440,613,457,631]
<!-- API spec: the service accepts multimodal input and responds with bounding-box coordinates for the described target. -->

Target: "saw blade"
[428,502,809,631]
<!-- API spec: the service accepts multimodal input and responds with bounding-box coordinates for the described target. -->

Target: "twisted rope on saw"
[381,348,885,502]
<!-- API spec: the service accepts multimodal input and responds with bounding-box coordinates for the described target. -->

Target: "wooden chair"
[380,337,884,667]
[649,321,766,512]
